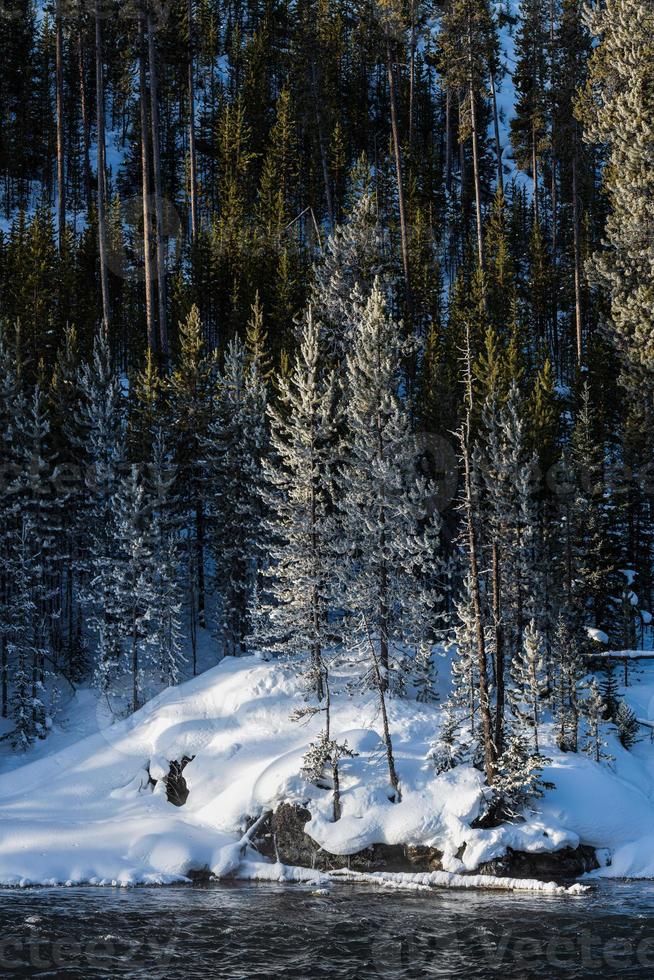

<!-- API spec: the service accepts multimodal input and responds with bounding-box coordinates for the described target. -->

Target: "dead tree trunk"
[78,28,92,215]
[139,11,156,353]
[187,0,198,246]
[147,12,168,362]
[55,0,65,250]
[489,68,503,197]
[572,143,583,366]
[386,39,412,312]
[94,4,110,335]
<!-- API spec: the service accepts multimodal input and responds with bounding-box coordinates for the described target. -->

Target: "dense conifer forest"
[0,0,653,820]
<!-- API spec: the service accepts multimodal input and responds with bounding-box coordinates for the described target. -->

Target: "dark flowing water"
[0,880,653,978]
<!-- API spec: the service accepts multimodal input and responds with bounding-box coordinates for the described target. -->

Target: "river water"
[0,879,653,978]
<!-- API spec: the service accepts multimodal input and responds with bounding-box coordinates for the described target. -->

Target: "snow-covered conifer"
[251,309,339,695]
[204,334,267,657]
[511,620,546,753]
[582,678,613,763]
[337,280,440,799]
[309,187,390,359]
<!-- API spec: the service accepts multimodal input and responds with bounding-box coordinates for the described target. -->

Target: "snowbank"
[1,654,654,887]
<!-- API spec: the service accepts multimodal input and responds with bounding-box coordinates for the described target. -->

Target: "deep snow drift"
[1,653,654,887]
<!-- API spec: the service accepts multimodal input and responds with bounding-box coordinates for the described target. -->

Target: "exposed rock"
[165,756,195,807]
[253,803,597,881]
[476,844,599,880]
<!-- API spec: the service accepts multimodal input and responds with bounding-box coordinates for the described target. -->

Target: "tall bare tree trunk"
[492,540,504,756]
[467,42,485,279]
[489,68,503,197]
[572,144,583,366]
[187,0,198,246]
[408,0,416,150]
[139,12,156,353]
[532,120,540,227]
[147,12,168,362]
[445,88,452,194]
[55,0,65,250]
[386,39,411,311]
[78,28,92,215]
[94,4,110,335]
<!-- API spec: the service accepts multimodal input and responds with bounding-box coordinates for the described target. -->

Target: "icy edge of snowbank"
[237,861,590,895]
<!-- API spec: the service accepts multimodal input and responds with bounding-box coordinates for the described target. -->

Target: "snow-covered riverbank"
[1,654,654,887]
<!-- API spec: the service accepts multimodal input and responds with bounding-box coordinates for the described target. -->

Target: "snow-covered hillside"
[2,654,654,888]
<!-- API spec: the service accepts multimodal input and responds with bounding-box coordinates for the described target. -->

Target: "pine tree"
[511,620,546,754]
[582,678,612,763]
[251,309,339,696]
[167,305,217,648]
[492,728,548,820]
[8,520,48,749]
[73,331,125,693]
[309,186,390,360]
[614,698,640,751]
[551,615,586,751]
[204,334,267,657]
[511,0,550,223]
[337,280,440,800]
[578,0,654,382]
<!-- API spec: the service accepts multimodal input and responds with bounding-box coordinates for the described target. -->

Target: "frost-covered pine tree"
[8,520,48,749]
[450,572,479,731]
[0,327,23,718]
[109,465,154,711]
[480,384,540,746]
[251,309,340,697]
[428,702,463,774]
[551,615,586,752]
[337,279,440,800]
[579,0,654,381]
[492,728,548,820]
[73,331,125,691]
[14,386,60,675]
[511,620,546,753]
[582,678,613,763]
[614,698,640,751]
[309,184,390,359]
[204,334,267,657]
[145,430,185,688]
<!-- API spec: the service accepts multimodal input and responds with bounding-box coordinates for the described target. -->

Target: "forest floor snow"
[1,653,654,886]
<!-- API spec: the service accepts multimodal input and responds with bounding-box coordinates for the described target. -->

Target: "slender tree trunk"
[550,154,559,367]
[132,617,139,713]
[195,499,206,629]
[408,0,416,150]
[386,39,411,311]
[332,756,341,821]
[139,12,156,353]
[489,68,503,197]
[78,28,92,217]
[532,119,540,227]
[55,0,65,250]
[94,4,110,334]
[147,12,168,362]
[469,80,485,276]
[372,643,401,801]
[445,88,452,194]
[492,540,504,756]
[311,63,334,230]
[187,0,198,246]
[572,145,583,366]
